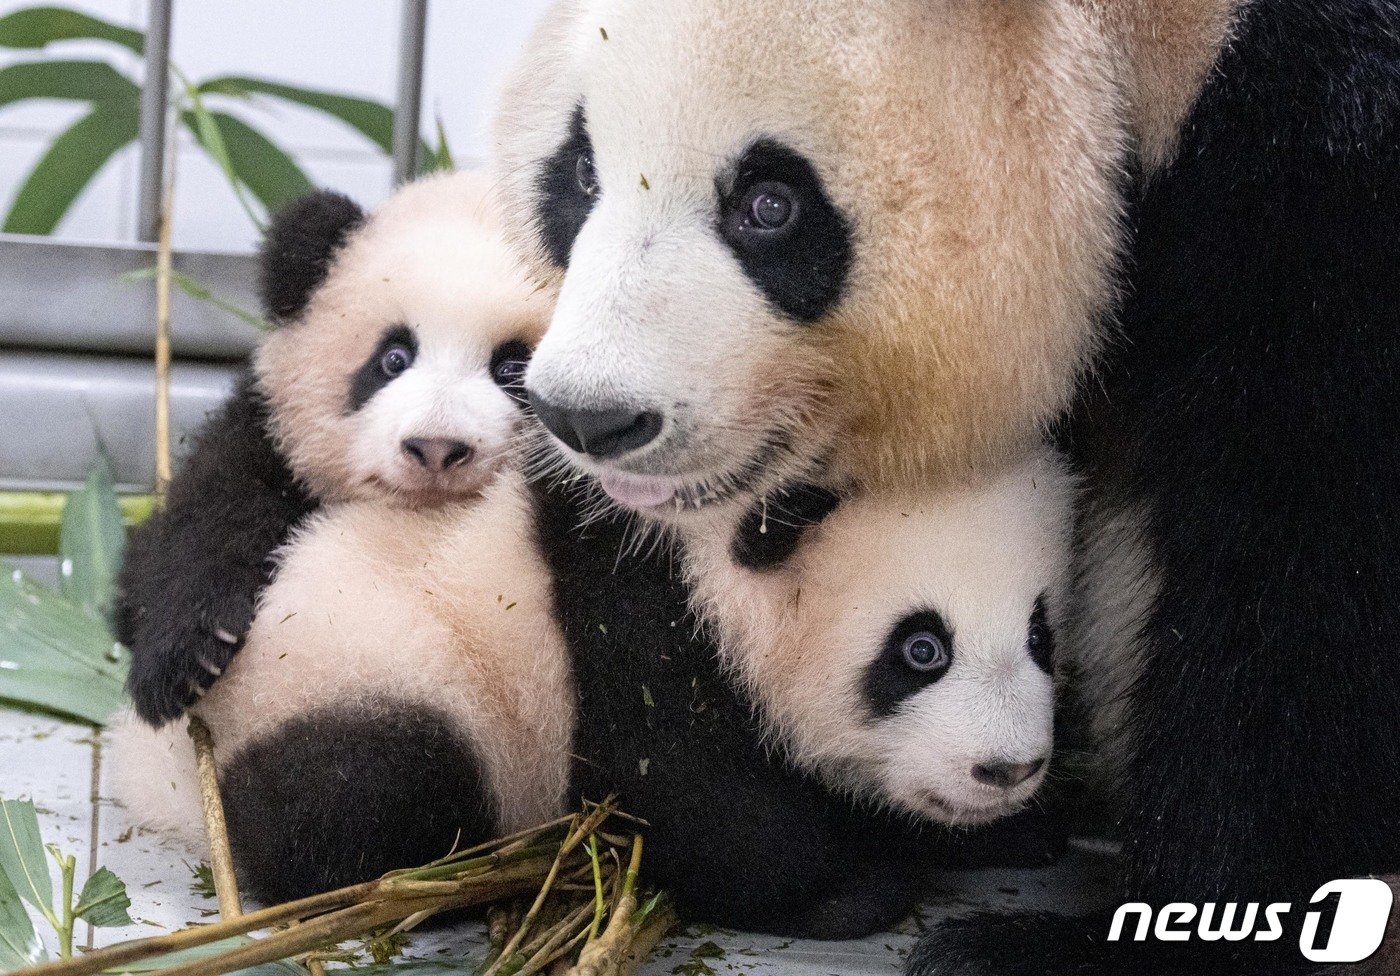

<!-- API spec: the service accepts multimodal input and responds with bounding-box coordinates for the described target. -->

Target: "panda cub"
[684,450,1074,828]
[112,172,564,901]
[117,171,549,727]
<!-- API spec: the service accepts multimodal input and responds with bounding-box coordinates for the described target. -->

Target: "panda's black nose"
[971,758,1045,789]
[530,395,662,459]
[402,437,473,472]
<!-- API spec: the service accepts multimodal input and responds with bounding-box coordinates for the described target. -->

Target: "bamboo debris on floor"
[10,798,673,976]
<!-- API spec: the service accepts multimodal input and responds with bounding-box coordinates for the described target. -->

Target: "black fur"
[535,105,600,269]
[116,375,316,726]
[717,141,853,323]
[914,1,1400,973]
[863,611,955,720]
[526,472,928,938]
[730,481,841,570]
[347,324,417,413]
[259,189,365,323]
[220,703,495,904]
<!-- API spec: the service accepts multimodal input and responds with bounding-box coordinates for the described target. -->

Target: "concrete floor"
[0,705,1120,975]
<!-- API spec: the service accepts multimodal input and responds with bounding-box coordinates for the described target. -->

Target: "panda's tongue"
[598,473,677,510]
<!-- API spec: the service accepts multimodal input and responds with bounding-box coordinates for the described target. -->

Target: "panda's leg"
[220,703,496,905]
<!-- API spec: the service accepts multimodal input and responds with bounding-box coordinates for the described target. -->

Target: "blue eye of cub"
[902,632,950,674]
[380,344,413,378]
[741,182,797,233]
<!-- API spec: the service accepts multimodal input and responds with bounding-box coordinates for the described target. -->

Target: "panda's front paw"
[125,593,254,726]
[908,911,1107,976]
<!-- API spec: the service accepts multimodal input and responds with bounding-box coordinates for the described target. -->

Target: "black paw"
[908,911,1107,976]
[124,591,254,726]
[731,482,842,570]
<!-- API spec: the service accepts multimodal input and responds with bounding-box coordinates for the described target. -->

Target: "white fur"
[113,468,575,840]
[113,174,572,845]
[255,171,553,507]
[685,450,1076,826]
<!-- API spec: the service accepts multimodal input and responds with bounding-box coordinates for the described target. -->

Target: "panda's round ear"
[258,189,366,324]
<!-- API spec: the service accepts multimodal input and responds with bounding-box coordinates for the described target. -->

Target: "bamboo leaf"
[0,800,52,918]
[0,860,46,970]
[0,7,143,54]
[74,868,132,928]
[0,59,138,111]
[120,266,272,333]
[183,92,263,230]
[107,936,309,976]
[0,563,128,726]
[183,110,312,215]
[58,456,126,622]
[198,76,431,161]
[2,100,138,234]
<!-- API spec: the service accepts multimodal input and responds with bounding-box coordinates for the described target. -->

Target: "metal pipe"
[135,0,174,242]
[392,0,429,185]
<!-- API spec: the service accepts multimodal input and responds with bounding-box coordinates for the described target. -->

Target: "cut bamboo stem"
[186,716,243,920]
[152,121,176,501]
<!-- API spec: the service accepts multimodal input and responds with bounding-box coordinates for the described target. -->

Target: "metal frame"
[135,0,431,238]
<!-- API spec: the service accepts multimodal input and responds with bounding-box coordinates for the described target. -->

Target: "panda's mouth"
[595,432,793,515]
[916,789,1026,827]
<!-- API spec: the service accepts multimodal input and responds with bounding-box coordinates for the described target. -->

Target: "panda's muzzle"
[529,394,663,460]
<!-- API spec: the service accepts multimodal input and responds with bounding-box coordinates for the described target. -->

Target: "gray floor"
[0,704,1118,974]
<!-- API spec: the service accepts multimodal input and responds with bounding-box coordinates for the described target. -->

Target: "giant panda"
[492,2,1400,973]
[113,171,562,901]
[683,448,1075,831]
[110,177,998,935]
[117,171,548,727]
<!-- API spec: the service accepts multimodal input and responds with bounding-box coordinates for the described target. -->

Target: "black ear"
[258,190,366,323]
[731,483,842,571]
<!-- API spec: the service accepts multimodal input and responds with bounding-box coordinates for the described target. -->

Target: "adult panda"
[493,2,1400,973]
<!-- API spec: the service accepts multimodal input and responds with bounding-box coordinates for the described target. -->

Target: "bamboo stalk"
[152,117,176,501]
[185,717,243,920]
[567,838,644,976]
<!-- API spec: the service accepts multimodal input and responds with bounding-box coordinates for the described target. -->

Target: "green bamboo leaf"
[199,75,393,152]
[0,59,138,111]
[183,110,312,215]
[0,800,52,918]
[0,861,46,970]
[108,936,309,976]
[3,99,138,234]
[73,867,132,928]
[121,266,272,332]
[58,456,126,622]
[182,95,262,229]
[0,6,143,54]
[0,564,128,726]
[199,76,431,160]
[419,115,455,175]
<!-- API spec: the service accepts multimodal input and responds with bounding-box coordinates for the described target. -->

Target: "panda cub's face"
[690,452,1073,825]
[256,174,552,506]
[496,0,1123,511]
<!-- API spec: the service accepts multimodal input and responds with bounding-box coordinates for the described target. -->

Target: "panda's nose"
[971,758,1045,789]
[529,395,663,460]
[402,437,474,472]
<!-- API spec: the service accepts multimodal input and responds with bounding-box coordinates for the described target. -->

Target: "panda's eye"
[490,340,532,403]
[1027,595,1055,675]
[740,182,798,233]
[575,152,600,198]
[901,632,950,674]
[380,344,414,378]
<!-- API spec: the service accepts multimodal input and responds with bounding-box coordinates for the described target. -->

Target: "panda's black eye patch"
[491,339,533,405]
[535,104,600,269]
[864,610,955,720]
[348,325,417,413]
[1027,593,1056,675]
[718,140,852,323]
